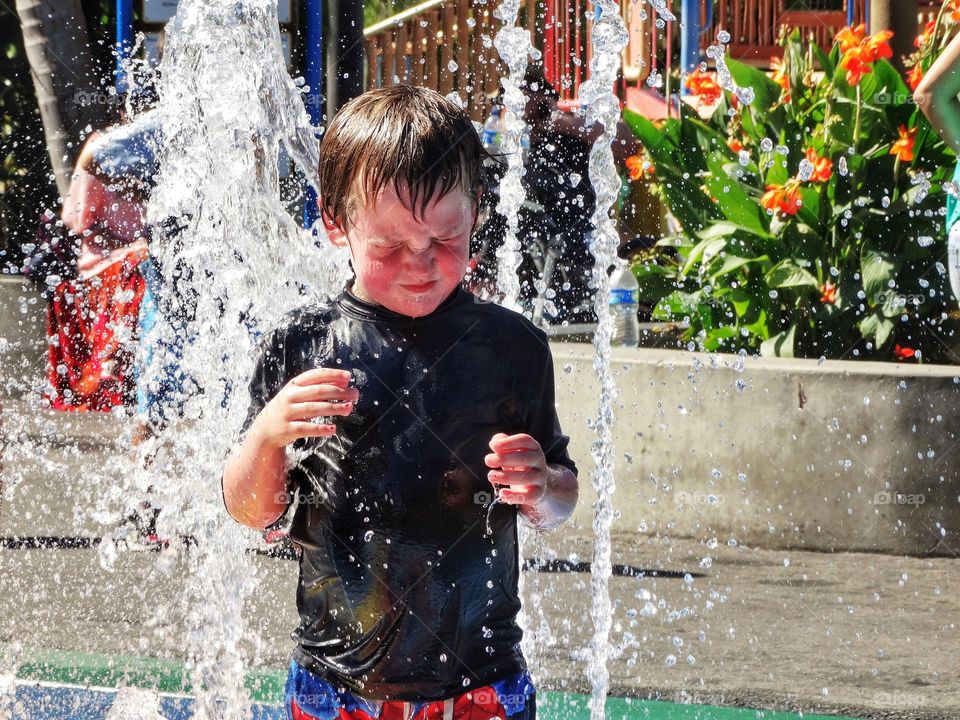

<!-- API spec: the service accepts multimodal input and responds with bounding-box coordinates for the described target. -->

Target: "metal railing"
[361,0,944,121]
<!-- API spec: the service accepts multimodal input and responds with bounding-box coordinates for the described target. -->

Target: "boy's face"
[325,183,477,318]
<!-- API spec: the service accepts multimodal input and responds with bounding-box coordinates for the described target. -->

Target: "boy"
[222,85,579,720]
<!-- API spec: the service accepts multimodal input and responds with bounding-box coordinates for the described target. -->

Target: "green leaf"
[698,221,769,241]
[726,58,784,123]
[744,306,771,341]
[703,326,740,351]
[632,260,679,302]
[703,156,768,236]
[623,110,673,159]
[860,246,899,302]
[708,253,769,279]
[765,259,819,288]
[813,43,835,80]
[859,313,895,347]
[760,323,797,357]
[681,237,727,276]
[653,290,700,319]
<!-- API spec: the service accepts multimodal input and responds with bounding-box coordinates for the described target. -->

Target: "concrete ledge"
[554,344,960,556]
[0,276,46,398]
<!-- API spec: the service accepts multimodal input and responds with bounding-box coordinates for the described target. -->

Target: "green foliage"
[628,28,960,363]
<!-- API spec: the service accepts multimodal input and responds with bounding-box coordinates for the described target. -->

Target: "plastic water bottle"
[609,263,640,347]
[481,107,503,154]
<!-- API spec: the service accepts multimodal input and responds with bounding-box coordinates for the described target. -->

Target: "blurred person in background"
[915,30,960,308]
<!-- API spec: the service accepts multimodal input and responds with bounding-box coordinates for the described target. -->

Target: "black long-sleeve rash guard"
[243,285,577,701]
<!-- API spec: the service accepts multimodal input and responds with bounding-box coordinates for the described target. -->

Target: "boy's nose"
[407,236,433,254]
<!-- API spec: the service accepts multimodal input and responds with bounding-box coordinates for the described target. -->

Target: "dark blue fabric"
[284,660,536,720]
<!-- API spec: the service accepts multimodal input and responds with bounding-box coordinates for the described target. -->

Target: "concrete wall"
[554,345,960,556]
[2,276,958,555]
[0,276,47,398]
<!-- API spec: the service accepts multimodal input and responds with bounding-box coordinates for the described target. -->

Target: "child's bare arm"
[915,32,960,153]
[223,368,357,529]
[485,432,579,531]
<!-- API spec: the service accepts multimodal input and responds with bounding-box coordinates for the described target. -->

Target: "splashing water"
[493,1,537,311]
[576,1,629,718]
[136,0,348,715]
[707,33,755,106]
[644,0,677,23]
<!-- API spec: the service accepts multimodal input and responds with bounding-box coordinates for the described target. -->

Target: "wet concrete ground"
[1,531,957,718]
[0,402,958,718]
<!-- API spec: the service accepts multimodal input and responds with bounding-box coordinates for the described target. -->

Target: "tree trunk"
[15,0,110,200]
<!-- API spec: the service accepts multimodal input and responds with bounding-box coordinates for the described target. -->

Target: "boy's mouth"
[401,281,437,293]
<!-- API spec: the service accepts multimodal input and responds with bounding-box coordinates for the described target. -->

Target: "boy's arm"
[222,423,290,530]
[222,367,358,530]
[915,32,960,154]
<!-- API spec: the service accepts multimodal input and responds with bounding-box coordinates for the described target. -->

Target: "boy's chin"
[388,286,458,317]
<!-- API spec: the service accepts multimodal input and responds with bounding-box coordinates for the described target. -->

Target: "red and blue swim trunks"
[284,661,536,720]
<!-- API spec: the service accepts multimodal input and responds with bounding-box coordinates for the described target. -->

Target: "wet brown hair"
[318,85,486,230]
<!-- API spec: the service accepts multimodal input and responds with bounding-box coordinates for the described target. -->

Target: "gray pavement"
[1,403,958,719]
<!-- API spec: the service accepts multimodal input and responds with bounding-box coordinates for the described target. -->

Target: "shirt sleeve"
[234,319,305,526]
[524,331,578,477]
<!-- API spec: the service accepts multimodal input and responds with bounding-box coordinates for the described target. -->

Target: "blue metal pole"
[848,0,855,28]
[115,0,135,93]
[680,0,701,93]
[303,0,324,229]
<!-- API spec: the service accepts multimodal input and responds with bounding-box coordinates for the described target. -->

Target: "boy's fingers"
[489,433,538,452]
[288,401,354,421]
[488,468,542,485]
[498,487,542,505]
[484,450,542,469]
[291,368,353,387]
[289,421,338,437]
[288,384,359,403]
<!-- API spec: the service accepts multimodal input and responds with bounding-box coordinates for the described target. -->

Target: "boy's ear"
[318,200,348,247]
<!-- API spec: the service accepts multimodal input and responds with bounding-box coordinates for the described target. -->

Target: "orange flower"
[685,68,722,105]
[952,0,960,22]
[836,24,893,85]
[761,179,802,218]
[728,138,744,153]
[893,344,916,360]
[907,63,924,91]
[770,56,791,100]
[819,281,837,305]
[835,24,867,54]
[890,124,918,162]
[915,19,936,49]
[625,153,654,181]
[804,148,833,183]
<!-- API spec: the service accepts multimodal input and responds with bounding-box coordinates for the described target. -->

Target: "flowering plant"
[625,26,959,361]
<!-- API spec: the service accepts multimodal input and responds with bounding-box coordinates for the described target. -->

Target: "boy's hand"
[251,368,358,448]
[484,433,548,505]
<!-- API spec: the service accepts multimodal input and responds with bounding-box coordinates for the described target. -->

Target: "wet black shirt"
[244,286,577,701]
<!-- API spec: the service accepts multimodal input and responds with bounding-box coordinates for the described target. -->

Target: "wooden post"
[397,22,410,84]
[425,9,439,90]
[413,16,427,86]
[457,0,470,95]
[440,4,456,95]
[870,0,918,73]
[384,29,396,86]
